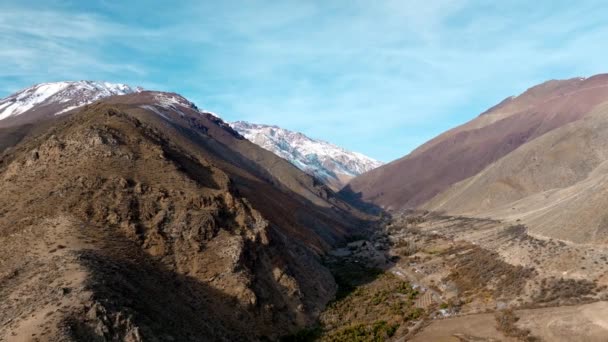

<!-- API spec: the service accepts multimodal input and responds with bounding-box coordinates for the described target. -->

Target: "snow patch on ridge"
[0,81,141,121]
[0,82,71,119]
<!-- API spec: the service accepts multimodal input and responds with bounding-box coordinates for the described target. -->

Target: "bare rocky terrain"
[0,91,372,341]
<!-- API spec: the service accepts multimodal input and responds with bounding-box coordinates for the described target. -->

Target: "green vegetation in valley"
[284,256,427,341]
[323,320,399,342]
[320,268,425,340]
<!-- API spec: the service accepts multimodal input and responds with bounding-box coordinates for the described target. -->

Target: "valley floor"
[305,211,608,341]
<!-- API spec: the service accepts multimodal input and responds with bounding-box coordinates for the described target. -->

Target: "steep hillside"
[424,101,608,243]
[0,90,369,340]
[231,121,383,190]
[344,74,608,210]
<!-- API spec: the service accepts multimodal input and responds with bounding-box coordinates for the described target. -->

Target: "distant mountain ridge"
[230,121,383,190]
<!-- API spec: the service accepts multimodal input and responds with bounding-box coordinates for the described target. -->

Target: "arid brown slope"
[344,74,608,210]
[424,101,608,243]
[0,92,368,341]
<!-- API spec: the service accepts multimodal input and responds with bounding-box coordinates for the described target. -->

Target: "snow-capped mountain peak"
[230,121,383,189]
[0,81,141,121]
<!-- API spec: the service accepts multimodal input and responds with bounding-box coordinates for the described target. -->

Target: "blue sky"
[2,1,608,161]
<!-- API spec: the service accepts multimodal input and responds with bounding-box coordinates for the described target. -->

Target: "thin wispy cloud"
[2,0,608,161]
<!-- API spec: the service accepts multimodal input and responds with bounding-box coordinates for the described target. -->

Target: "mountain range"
[3,75,608,340]
[0,81,383,191]
[230,121,383,190]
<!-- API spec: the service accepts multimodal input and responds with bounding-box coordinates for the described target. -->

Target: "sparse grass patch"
[443,245,535,299]
[495,309,540,342]
[394,239,417,256]
[534,278,597,305]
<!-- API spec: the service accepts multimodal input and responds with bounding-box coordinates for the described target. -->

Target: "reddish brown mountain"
[344,74,608,211]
